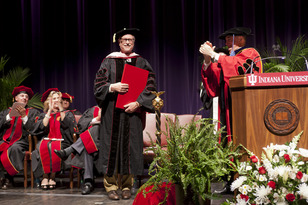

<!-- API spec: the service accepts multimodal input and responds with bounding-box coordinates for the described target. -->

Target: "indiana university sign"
[247,71,308,86]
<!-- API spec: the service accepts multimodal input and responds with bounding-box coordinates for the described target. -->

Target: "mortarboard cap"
[218,27,252,39]
[61,92,74,103]
[12,85,34,99]
[41,88,60,102]
[113,28,140,43]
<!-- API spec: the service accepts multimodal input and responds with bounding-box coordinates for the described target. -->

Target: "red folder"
[115,64,149,109]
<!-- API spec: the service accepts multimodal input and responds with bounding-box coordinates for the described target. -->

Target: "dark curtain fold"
[0,0,307,116]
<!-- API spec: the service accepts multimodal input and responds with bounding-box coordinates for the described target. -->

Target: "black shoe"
[214,185,232,194]
[54,149,69,160]
[1,178,12,190]
[81,182,94,195]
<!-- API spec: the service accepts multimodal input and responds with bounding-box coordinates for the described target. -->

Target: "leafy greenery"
[140,116,246,204]
[262,35,308,73]
[0,56,43,111]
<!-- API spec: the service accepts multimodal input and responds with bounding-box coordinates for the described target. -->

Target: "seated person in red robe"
[31,88,76,190]
[0,86,40,189]
[54,105,101,195]
[61,92,82,115]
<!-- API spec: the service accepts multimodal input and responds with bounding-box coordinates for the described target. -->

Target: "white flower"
[273,154,280,163]
[299,148,308,157]
[273,192,287,204]
[301,174,308,183]
[258,175,267,182]
[279,150,286,157]
[298,161,305,166]
[298,183,308,199]
[231,176,247,191]
[253,185,271,203]
[246,166,252,171]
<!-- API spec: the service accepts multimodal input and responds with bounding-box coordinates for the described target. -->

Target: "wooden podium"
[229,71,308,158]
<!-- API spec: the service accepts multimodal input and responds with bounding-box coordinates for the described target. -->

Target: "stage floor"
[0,176,233,205]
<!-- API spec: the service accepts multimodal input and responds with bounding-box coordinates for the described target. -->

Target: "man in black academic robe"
[94,28,156,200]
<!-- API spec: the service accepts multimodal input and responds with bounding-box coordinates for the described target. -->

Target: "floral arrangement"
[225,131,308,205]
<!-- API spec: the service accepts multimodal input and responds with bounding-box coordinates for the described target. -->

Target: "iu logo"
[248,74,257,86]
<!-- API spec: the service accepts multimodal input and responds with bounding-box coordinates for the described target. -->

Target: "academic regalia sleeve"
[201,63,221,98]
[94,58,113,108]
[77,107,94,134]
[30,113,49,139]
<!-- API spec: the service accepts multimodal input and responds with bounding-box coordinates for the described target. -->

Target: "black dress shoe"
[1,178,12,190]
[81,182,94,195]
[54,149,69,160]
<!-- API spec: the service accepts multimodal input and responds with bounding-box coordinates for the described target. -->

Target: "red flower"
[250,155,258,163]
[296,171,303,179]
[286,193,295,202]
[284,154,291,163]
[240,194,249,202]
[267,181,276,189]
[258,166,266,174]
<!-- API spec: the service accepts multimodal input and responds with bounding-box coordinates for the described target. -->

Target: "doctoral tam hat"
[41,88,60,102]
[61,92,74,103]
[218,27,252,39]
[113,28,140,43]
[12,85,34,99]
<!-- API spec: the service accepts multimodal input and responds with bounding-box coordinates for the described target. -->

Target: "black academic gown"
[94,54,156,176]
[0,107,40,176]
[31,111,76,177]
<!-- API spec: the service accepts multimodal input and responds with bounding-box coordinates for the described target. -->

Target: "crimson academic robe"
[201,47,262,142]
[94,53,156,176]
[31,111,76,177]
[0,107,40,176]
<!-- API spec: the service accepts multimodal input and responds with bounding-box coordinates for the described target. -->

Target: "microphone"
[246,56,286,74]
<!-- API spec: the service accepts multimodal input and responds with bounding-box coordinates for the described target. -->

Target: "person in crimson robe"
[199,27,262,194]
[0,86,40,189]
[31,88,76,190]
[94,28,156,200]
[54,105,101,195]
[61,92,82,115]
[199,27,262,143]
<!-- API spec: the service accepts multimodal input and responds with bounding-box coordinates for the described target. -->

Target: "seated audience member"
[31,88,76,190]
[0,86,40,189]
[61,92,82,115]
[54,105,101,195]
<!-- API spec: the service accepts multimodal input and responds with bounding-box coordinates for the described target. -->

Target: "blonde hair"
[43,91,61,112]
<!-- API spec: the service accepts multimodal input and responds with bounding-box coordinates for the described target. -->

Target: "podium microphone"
[246,56,286,74]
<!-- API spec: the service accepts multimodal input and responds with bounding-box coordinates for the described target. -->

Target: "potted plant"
[223,131,308,205]
[137,116,245,205]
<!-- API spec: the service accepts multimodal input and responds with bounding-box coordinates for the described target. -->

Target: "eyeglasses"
[121,38,135,42]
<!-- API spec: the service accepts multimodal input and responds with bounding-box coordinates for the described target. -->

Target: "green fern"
[140,116,246,204]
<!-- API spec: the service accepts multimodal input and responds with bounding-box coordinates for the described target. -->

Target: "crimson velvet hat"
[61,92,74,103]
[41,88,60,102]
[12,85,34,99]
[113,28,140,43]
[218,27,252,39]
